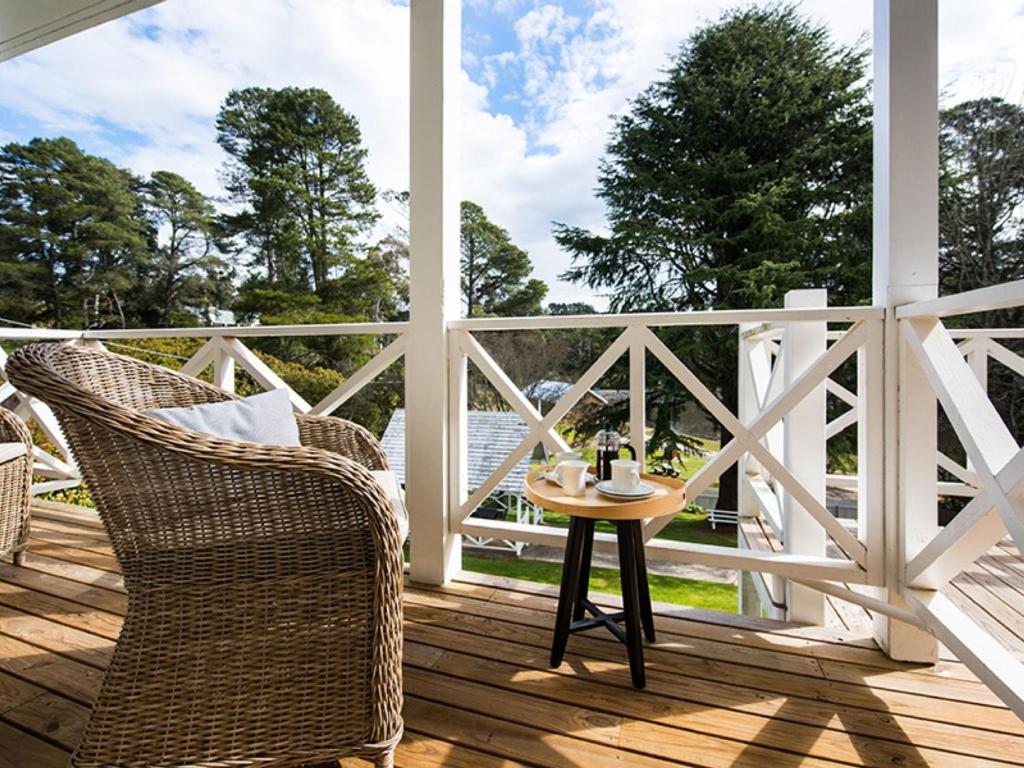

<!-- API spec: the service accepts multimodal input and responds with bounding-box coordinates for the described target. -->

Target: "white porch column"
[406,0,462,584]
[873,0,940,661]
[782,289,827,625]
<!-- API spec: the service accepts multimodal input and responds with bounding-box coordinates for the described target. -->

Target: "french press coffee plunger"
[595,423,637,481]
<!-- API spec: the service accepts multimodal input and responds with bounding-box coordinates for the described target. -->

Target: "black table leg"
[573,519,595,621]
[616,520,646,688]
[551,516,586,668]
[632,521,656,642]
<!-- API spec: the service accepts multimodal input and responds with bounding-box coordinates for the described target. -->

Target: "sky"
[1,1,1023,308]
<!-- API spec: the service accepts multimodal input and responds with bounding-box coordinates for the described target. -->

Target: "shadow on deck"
[0,500,1020,767]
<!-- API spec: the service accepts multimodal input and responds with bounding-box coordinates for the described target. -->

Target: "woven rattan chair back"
[6,342,403,768]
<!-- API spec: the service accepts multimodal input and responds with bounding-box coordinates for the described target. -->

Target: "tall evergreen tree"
[461,201,547,317]
[138,171,231,327]
[554,5,872,508]
[939,97,1024,440]
[216,87,378,297]
[0,137,147,328]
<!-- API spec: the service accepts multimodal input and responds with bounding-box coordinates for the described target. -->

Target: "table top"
[524,466,685,520]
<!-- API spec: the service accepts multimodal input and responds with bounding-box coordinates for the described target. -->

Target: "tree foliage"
[461,201,547,317]
[137,170,231,327]
[553,5,872,507]
[0,137,148,327]
[216,87,378,296]
[939,97,1024,441]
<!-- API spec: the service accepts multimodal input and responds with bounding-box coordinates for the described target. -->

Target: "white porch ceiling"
[0,0,162,63]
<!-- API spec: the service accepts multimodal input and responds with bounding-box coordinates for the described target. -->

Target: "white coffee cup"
[610,459,641,492]
[552,451,583,486]
[557,460,589,497]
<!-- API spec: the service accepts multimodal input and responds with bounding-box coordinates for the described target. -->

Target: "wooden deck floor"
[1,502,1022,767]
[742,515,1024,658]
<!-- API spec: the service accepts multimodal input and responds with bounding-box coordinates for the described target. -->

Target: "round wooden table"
[525,467,685,688]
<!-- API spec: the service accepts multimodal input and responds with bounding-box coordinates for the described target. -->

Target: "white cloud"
[0,0,410,200]
[0,0,1022,309]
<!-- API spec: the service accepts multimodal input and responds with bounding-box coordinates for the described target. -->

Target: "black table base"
[550,516,655,688]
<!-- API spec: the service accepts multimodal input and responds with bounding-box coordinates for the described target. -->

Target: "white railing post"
[736,324,759,520]
[737,323,762,617]
[964,338,988,475]
[213,338,235,393]
[629,327,646,467]
[406,0,462,584]
[859,318,885,586]
[782,289,827,624]
[873,0,940,661]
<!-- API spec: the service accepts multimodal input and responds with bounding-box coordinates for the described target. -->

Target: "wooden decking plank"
[0,720,68,768]
[943,579,1024,656]
[0,605,114,670]
[16,552,125,593]
[0,634,102,705]
[438,574,980,681]
[1,686,90,752]
[30,500,103,530]
[954,567,1024,642]
[405,585,825,677]
[404,638,1024,767]
[403,693,845,768]
[0,668,45,715]
[976,553,1024,604]
[403,666,875,768]
[0,561,127,615]
[28,522,115,556]
[23,539,121,573]
[0,579,122,641]
[453,568,882,650]
[345,731,535,768]
[403,585,1002,707]
[401,597,1022,735]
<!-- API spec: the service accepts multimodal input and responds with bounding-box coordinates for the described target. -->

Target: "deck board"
[0,504,1020,767]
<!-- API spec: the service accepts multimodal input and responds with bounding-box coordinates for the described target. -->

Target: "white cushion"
[371,469,409,543]
[147,388,301,447]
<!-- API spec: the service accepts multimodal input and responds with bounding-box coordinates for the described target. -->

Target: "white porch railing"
[447,298,886,595]
[893,280,1024,713]
[0,322,407,494]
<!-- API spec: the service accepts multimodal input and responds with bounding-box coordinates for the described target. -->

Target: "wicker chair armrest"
[296,413,389,471]
[0,408,32,449]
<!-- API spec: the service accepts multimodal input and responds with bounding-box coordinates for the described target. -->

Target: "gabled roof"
[379,408,535,494]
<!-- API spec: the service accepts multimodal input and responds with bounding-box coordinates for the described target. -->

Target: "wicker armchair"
[6,343,404,768]
[0,407,32,566]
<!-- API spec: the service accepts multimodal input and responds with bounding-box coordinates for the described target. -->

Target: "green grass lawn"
[463,554,737,613]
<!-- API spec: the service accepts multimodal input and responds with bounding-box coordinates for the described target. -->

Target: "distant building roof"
[379,408,535,494]
[524,379,608,405]
[524,380,629,407]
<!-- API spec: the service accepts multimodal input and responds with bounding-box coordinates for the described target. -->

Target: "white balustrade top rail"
[449,305,883,332]
[0,321,408,341]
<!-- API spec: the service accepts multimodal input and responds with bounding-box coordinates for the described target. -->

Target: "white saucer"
[541,471,598,487]
[595,480,655,499]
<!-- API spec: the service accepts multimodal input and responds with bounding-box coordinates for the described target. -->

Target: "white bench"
[707,508,739,529]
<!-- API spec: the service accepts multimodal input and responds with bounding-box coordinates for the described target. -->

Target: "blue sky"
[1,1,1023,306]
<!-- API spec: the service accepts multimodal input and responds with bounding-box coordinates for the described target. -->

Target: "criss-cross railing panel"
[448,304,882,584]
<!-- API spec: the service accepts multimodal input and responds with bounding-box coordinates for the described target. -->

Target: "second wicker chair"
[0,407,32,567]
[6,342,404,768]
